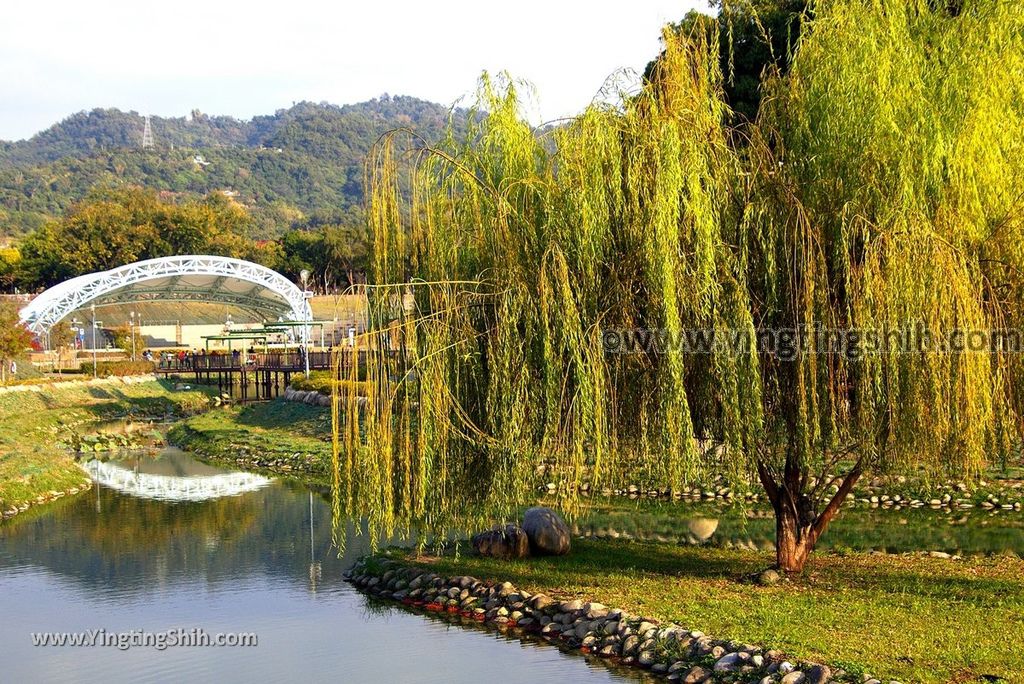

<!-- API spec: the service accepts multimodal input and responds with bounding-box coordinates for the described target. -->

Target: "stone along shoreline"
[344,557,900,684]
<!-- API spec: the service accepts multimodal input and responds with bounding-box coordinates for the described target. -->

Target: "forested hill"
[0,96,464,238]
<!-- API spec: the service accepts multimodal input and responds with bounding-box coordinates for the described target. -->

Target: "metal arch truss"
[19,255,313,334]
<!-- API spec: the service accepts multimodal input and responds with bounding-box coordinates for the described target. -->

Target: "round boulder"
[686,517,719,541]
[471,524,530,559]
[522,506,571,555]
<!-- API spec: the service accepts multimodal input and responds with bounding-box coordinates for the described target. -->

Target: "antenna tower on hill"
[141,115,154,149]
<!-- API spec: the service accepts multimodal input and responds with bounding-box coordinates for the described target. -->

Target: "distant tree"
[0,302,32,384]
[279,229,323,285]
[323,223,369,288]
[649,1,808,122]
[16,188,265,289]
[0,246,19,292]
[279,222,369,291]
[110,325,145,360]
[48,320,75,374]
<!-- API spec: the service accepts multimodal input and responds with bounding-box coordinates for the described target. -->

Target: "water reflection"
[82,450,273,503]
[0,447,643,684]
[573,498,1024,556]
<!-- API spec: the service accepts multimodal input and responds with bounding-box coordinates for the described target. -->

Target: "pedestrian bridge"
[82,459,273,503]
[19,255,312,335]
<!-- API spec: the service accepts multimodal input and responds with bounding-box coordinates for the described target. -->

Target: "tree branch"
[809,457,865,543]
[756,457,780,509]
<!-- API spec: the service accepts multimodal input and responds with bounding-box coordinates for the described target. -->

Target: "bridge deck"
[156,350,337,374]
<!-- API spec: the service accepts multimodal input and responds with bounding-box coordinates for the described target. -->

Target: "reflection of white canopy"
[82,459,272,502]
[19,255,312,334]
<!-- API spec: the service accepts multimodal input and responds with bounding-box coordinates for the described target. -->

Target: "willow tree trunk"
[775,504,814,574]
[758,458,864,574]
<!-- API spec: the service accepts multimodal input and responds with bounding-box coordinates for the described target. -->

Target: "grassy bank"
[167,399,332,480]
[0,378,212,515]
[167,398,1021,682]
[402,540,1022,683]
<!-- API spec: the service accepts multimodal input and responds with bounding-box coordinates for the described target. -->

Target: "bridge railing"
[157,350,338,372]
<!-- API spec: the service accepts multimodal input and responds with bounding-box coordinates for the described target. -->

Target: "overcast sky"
[0,0,712,141]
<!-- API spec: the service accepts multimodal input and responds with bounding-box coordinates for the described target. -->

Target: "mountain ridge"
[0,96,466,238]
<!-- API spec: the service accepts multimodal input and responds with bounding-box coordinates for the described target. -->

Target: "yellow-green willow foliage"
[747,0,1024,482]
[334,0,1024,562]
[333,29,761,548]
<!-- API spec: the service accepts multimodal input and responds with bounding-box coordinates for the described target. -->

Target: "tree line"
[3,187,369,293]
[0,97,467,238]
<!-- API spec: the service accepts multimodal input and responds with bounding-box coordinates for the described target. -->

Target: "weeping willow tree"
[333,28,759,552]
[743,0,1024,570]
[334,0,1024,572]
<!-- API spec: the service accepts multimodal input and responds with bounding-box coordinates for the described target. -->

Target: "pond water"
[0,447,647,684]
[573,494,1024,557]
[3,436,1022,683]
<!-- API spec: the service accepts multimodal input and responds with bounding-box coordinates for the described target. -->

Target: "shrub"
[79,360,157,378]
[290,371,370,396]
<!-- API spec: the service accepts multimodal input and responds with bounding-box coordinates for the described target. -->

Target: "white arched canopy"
[19,255,312,334]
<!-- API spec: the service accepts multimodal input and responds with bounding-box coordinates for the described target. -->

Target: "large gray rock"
[687,517,719,541]
[522,506,571,555]
[804,665,832,684]
[471,524,530,559]
[683,666,712,684]
[713,652,746,672]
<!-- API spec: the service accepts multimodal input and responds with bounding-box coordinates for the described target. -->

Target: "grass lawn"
[0,379,211,511]
[160,395,1024,682]
[409,539,1023,683]
[166,400,333,478]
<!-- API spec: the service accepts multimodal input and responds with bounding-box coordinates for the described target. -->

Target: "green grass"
[0,379,212,511]
[410,539,1023,683]
[163,399,1024,682]
[167,400,333,479]
[290,370,370,393]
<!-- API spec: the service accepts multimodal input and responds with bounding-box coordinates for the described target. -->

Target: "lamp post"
[129,311,136,362]
[90,303,100,379]
[300,269,311,377]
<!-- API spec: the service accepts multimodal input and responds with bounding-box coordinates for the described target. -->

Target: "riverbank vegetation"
[167,400,332,480]
[338,0,1024,572]
[0,378,211,515]
[163,399,1024,681]
[393,541,1024,683]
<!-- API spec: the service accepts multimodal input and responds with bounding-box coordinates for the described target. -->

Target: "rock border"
[345,556,901,684]
[281,386,371,409]
[1,481,91,520]
[546,481,1024,514]
[282,387,332,407]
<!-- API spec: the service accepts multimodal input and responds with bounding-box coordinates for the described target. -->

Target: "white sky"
[0,0,712,141]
